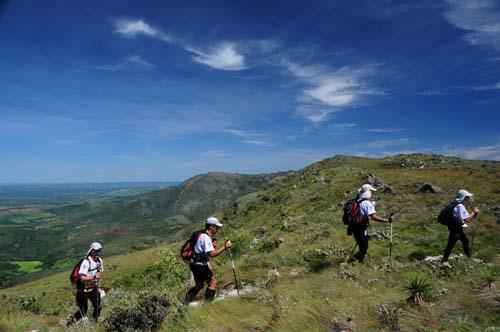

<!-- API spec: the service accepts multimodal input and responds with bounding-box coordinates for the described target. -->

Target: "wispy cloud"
[368,128,406,133]
[328,123,357,135]
[416,89,452,96]
[284,61,384,123]
[224,129,263,138]
[93,55,156,72]
[200,150,228,158]
[243,140,275,147]
[444,0,500,53]
[114,19,173,42]
[189,43,246,71]
[367,138,413,148]
[473,82,500,91]
[440,143,500,160]
[113,19,247,71]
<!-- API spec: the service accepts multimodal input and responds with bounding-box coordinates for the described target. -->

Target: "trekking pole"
[389,212,394,262]
[227,246,240,296]
[470,214,478,255]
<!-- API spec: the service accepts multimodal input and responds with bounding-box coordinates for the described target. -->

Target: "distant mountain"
[0,172,287,287]
[120,171,290,223]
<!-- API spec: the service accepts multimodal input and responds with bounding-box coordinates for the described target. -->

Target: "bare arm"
[370,213,394,223]
[209,240,232,258]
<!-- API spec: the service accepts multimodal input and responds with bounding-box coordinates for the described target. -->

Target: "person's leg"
[73,291,88,321]
[443,231,460,262]
[353,228,369,263]
[89,288,101,320]
[460,232,471,257]
[184,264,206,303]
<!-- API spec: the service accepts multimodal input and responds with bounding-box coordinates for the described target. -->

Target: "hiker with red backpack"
[67,242,104,325]
[344,184,395,263]
[183,217,232,303]
[441,189,480,265]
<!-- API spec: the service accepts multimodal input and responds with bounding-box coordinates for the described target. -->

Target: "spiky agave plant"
[406,277,432,307]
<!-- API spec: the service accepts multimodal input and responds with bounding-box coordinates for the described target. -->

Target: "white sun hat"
[358,184,377,193]
[86,242,103,256]
[206,216,223,227]
[455,189,473,203]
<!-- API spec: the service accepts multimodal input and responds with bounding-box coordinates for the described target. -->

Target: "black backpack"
[180,231,205,262]
[437,202,459,225]
[342,198,367,226]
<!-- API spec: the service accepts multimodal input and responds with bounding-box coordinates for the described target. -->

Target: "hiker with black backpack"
[183,217,232,303]
[441,189,480,266]
[67,242,104,325]
[344,184,395,263]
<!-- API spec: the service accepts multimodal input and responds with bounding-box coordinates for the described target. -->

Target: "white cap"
[206,216,223,227]
[86,242,103,256]
[456,189,473,203]
[358,184,377,193]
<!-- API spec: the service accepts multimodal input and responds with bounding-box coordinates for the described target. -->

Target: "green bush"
[103,291,171,332]
[144,249,188,288]
[18,295,41,314]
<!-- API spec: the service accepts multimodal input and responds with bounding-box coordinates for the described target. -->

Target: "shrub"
[258,237,283,253]
[377,305,401,331]
[103,291,171,332]
[18,295,41,314]
[144,249,188,288]
[301,245,343,271]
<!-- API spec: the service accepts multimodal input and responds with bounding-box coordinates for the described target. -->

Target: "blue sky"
[1,0,499,183]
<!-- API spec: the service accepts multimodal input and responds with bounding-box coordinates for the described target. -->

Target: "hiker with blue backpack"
[183,217,232,303]
[344,184,395,263]
[67,242,104,325]
[441,190,480,265]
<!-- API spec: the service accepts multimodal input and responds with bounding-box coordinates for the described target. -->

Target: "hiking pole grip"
[227,246,240,296]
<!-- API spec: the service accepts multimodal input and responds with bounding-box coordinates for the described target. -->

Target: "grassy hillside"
[0,154,498,331]
[0,173,283,288]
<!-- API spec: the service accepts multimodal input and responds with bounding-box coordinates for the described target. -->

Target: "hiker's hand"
[473,207,480,215]
[95,271,101,279]
[225,240,232,249]
[388,215,395,223]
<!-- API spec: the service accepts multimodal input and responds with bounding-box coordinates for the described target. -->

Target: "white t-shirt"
[78,256,103,278]
[194,233,215,254]
[359,199,376,217]
[453,204,469,221]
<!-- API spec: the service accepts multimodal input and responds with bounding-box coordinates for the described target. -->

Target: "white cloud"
[93,55,156,72]
[114,19,172,42]
[444,0,500,53]
[200,150,228,158]
[473,82,500,91]
[190,43,246,71]
[367,138,412,148]
[440,143,500,160]
[243,140,275,147]
[368,128,406,133]
[284,62,383,123]
[114,19,247,71]
[224,129,263,138]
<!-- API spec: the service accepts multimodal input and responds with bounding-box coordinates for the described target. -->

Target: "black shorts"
[189,263,213,283]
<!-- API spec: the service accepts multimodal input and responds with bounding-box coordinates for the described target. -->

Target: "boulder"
[419,183,443,194]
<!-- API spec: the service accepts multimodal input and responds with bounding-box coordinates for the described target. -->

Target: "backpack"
[437,202,459,225]
[69,257,101,285]
[180,231,205,262]
[342,198,367,226]
[69,258,87,285]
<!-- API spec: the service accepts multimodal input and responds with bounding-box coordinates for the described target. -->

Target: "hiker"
[348,184,395,263]
[442,189,480,264]
[69,242,104,325]
[184,217,232,303]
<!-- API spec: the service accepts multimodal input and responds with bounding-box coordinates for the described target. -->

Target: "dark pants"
[351,226,369,263]
[443,230,471,261]
[185,263,216,303]
[74,287,101,321]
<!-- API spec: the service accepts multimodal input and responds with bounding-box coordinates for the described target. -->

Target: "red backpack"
[180,231,205,262]
[342,198,368,226]
[69,258,87,285]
